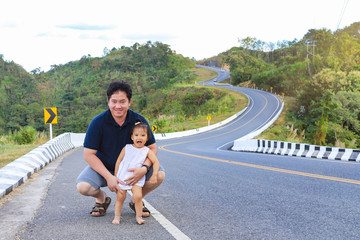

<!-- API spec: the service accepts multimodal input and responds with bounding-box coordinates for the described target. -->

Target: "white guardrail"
[0,133,85,199]
[232,139,360,162]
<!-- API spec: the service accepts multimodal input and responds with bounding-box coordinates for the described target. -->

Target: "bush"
[153,119,168,132]
[0,141,4,154]
[14,126,36,145]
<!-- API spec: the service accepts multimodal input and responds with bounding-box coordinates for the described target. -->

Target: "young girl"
[112,121,159,225]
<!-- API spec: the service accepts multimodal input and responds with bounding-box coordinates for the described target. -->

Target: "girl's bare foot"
[112,216,121,225]
[136,216,145,225]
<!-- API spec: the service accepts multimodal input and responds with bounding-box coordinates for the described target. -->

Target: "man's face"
[107,90,132,120]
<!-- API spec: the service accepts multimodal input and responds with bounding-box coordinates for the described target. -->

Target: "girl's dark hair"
[107,81,132,100]
[131,119,151,139]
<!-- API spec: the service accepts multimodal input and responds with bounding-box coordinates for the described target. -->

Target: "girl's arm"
[147,149,160,184]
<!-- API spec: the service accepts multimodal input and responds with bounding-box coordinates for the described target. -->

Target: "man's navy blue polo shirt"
[83,109,155,172]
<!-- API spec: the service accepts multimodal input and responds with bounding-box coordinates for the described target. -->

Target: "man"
[76,80,165,217]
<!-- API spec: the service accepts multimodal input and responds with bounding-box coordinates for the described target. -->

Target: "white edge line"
[127,191,191,240]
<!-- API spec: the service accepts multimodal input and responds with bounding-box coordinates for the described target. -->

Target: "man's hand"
[106,175,123,192]
[124,167,147,186]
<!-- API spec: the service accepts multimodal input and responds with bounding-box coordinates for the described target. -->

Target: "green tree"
[313,114,328,145]
[327,32,360,72]
[303,28,334,58]
[297,68,349,115]
[226,48,270,84]
[333,91,360,133]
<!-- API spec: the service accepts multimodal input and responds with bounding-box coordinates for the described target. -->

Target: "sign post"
[206,116,211,126]
[44,107,58,139]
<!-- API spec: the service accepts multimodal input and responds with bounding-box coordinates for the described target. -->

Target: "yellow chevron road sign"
[44,107,58,124]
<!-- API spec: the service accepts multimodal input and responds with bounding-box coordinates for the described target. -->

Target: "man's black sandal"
[90,197,111,217]
[129,201,151,217]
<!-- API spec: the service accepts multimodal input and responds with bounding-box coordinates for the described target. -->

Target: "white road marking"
[128,192,191,240]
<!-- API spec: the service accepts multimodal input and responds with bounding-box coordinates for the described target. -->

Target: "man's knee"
[143,170,165,192]
[158,170,165,183]
[77,182,94,196]
[147,170,165,186]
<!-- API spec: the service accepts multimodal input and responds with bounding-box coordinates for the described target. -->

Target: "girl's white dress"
[116,144,149,190]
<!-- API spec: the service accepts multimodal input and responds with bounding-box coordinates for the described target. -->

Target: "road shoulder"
[0,149,77,240]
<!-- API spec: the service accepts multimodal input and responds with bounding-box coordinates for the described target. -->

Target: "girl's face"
[131,127,148,148]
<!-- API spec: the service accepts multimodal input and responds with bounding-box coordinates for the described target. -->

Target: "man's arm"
[147,150,159,185]
[143,143,157,166]
[83,147,121,192]
[147,143,157,155]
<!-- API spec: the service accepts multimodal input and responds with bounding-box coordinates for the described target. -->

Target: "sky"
[1,0,360,72]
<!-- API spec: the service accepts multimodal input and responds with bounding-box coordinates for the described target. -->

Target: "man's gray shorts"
[76,165,165,189]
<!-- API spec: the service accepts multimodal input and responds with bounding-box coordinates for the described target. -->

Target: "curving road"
[154,67,360,239]
[5,66,360,240]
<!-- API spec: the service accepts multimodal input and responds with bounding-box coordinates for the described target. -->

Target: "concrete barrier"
[232,139,360,162]
[0,133,79,199]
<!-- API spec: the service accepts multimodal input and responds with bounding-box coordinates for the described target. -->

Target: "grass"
[255,96,306,142]
[0,144,44,168]
[0,133,49,169]
[153,85,248,132]
[190,67,218,82]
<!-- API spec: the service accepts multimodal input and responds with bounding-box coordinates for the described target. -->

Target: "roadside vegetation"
[254,96,306,143]
[0,66,247,168]
[1,22,359,169]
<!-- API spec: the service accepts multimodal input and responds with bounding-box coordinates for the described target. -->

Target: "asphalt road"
[2,67,360,239]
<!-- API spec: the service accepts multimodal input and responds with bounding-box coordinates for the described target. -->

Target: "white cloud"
[1,0,359,72]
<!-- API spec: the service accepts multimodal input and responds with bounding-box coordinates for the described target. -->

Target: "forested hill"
[198,22,360,148]
[0,41,196,135]
[2,22,360,148]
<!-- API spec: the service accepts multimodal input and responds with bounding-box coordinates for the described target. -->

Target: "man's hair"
[107,81,132,100]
